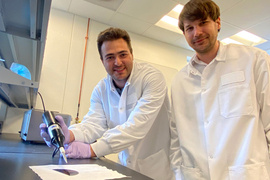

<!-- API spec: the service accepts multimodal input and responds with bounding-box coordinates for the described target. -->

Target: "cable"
[38,92,66,162]
[37,92,46,112]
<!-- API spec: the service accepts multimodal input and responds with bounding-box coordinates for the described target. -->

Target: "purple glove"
[39,123,53,147]
[39,115,70,147]
[65,141,92,159]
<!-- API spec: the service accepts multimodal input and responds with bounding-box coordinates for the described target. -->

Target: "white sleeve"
[92,70,167,157]
[254,51,270,151]
[69,86,109,144]
[170,97,182,180]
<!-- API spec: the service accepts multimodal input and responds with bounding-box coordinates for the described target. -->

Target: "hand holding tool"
[42,111,68,163]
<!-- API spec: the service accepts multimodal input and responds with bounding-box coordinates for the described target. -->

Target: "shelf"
[0,0,51,109]
[0,66,38,109]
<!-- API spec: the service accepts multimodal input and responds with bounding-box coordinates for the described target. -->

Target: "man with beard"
[40,27,174,180]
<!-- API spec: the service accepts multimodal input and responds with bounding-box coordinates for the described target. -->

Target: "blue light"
[10,62,31,80]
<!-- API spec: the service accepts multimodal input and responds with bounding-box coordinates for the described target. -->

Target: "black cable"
[37,92,61,159]
[37,92,46,112]
[52,147,59,158]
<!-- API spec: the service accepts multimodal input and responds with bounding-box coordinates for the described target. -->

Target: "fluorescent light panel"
[155,4,183,34]
[0,58,5,62]
[173,4,183,13]
[161,15,178,27]
[221,38,242,45]
[221,30,267,47]
[236,31,261,43]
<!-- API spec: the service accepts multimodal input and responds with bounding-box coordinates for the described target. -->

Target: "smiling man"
[170,0,270,179]
[40,27,174,180]
[99,38,133,89]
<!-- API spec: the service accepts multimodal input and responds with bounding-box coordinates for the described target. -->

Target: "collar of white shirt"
[108,61,135,92]
[187,42,227,76]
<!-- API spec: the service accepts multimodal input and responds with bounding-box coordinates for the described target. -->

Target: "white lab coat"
[170,43,270,180]
[69,61,174,180]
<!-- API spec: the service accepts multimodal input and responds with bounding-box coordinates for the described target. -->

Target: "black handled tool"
[42,111,68,163]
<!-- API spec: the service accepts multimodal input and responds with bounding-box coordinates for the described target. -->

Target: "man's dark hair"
[179,0,220,32]
[97,27,133,60]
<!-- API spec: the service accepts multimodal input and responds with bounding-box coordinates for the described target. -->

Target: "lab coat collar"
[125,60,135,86]
[187,41,226,76]
[187,54,200,76]
[215,42,227,62]
[109,76,115,92]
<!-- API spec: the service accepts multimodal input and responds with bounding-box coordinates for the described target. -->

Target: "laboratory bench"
[0,133,153,180]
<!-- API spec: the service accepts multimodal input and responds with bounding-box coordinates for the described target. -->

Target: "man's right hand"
[39,115,70,147]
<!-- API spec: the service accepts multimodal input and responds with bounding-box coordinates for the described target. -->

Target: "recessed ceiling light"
[221,30,267,47]
[161,15,178,27]
[154,4,183,35]
[221,38,242,45]
[235,31,261,43]
[173,4,184,13]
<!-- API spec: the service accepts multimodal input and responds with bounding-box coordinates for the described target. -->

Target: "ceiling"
[52,0,270,54]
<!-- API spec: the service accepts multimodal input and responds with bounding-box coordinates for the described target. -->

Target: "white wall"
[3,8,193,133]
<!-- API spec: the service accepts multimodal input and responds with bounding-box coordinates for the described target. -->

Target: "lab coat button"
[209,155,213,159]
[204,121,209,125]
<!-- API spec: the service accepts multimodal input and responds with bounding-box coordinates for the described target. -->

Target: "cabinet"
[0,0,51,109]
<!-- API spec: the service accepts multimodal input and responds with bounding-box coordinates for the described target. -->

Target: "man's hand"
[39,123,53,147]
[65,142,94,159]
[39,115,71,147]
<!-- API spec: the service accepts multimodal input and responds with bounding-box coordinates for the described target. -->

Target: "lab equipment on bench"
[20,109,71,142]
[21,92,71,163]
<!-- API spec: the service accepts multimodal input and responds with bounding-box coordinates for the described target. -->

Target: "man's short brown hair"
[97,27,133,60]
[179,0,220,32]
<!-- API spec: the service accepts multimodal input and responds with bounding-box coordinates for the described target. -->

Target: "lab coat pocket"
[229,162,269,180]
[218,84,253,118]
[137,149,173,180]
[180,164,203,180]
